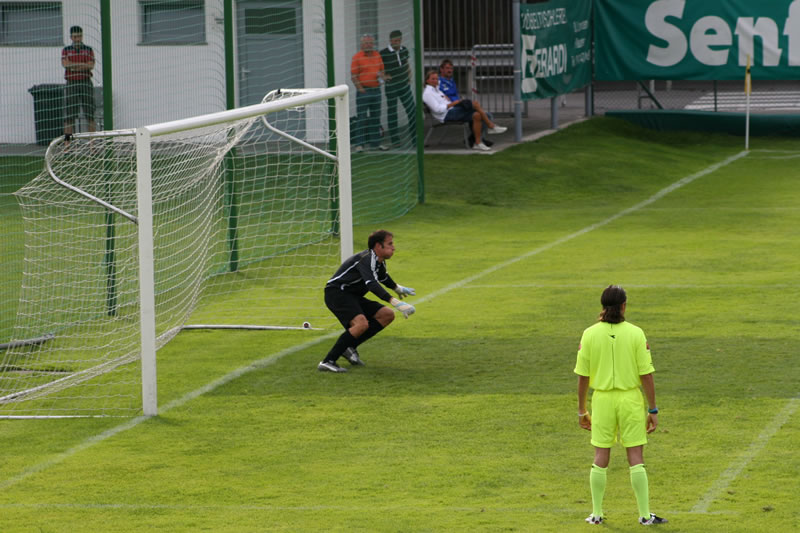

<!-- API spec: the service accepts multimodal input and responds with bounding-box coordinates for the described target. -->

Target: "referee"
[319,230,416,372]
[574,285,667,526]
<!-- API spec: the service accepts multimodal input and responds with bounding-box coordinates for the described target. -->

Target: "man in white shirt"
[422,70,506,151]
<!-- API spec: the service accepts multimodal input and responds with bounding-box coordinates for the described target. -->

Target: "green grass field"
[1,117,799,532]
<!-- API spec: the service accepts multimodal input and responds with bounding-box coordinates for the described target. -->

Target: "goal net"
[1,86,351,418]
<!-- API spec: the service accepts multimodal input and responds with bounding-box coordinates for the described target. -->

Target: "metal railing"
[423,43,524,116]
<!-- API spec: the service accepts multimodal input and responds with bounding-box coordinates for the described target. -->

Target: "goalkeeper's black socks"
[324,330,357,362]
[355,319,384,347]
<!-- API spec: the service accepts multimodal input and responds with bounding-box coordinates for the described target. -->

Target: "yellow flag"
[745,54,752,95]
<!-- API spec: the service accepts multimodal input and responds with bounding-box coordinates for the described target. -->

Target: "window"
[140,1,205,45]
[245,8,297,36]
[0,2,62,46]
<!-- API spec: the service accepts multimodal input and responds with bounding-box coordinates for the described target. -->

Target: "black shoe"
[639,513,668,525]
[343,347,365,366]
[483,139,494,147]
[317,360,347,373]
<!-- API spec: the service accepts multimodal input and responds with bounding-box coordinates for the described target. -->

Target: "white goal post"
[2,85,351,418]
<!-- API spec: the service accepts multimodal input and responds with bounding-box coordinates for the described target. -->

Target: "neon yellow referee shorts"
[590,388,647,448]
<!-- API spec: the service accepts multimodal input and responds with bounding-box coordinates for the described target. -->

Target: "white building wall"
[2,0,101,143]
[1,0,412,145]
[110,1,228,129]
[1,0,229,144]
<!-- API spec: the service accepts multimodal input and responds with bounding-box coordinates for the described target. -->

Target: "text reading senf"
[645,0,800,67]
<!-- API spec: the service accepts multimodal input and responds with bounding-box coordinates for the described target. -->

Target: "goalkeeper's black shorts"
[324,287,386,328]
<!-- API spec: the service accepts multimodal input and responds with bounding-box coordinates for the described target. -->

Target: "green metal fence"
[0,0,424,347]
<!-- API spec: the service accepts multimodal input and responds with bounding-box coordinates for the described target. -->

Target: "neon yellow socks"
[590,464,607,517]
[629,463,650,518]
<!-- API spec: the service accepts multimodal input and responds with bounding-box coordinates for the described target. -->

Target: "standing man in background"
[380,30,416,148]
[62,25,96,137]
[574,285,667,526]
[350,34,387,152]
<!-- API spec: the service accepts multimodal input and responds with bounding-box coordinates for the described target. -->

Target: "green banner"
[596,0,800,80]
[520,0,592,100]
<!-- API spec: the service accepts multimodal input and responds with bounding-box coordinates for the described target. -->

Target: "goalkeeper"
[318,229,416,372]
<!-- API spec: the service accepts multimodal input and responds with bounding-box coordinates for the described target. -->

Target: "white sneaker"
[472,142,491,151]
[354,145,364,153]
[487,125,507,134]
[585,514,604,525]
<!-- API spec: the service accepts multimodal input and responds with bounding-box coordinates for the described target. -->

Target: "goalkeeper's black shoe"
[318,360,347,373]
[343,347,365,366]
[639,513,668,525]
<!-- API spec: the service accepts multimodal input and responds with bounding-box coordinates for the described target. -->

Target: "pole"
[224,0,235,110]
[325,0,340,234]
[136,128,158,417]
[512,0,522,142]
[100,0,117,316]
[413,0,425,203]
[745,55,751,151]
[223,0,239,270]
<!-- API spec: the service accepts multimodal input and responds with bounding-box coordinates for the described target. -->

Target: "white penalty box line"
[3,149,767,509]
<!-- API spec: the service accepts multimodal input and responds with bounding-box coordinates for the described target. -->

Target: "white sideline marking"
[0,502,734,515]
[463,283,800,290]
[691,398,800,514]
[0,150,747,491]
[0,334,336,491]
[416,151,749,306]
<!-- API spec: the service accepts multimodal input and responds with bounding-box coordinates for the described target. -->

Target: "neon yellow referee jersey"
[574,321,654,391]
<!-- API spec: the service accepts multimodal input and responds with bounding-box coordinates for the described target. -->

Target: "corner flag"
[745,54,751,150]
[745,55,752,95]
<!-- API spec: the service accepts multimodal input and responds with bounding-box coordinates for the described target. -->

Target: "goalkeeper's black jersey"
[326,249,396,302]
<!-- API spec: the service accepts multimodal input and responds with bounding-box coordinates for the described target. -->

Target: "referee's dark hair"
[368,229,393,250]
[599,285,627,324]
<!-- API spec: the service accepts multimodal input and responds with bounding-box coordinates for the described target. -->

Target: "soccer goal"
[1,85,351,418]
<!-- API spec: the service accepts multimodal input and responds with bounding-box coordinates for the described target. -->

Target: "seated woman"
[421,69,506,151]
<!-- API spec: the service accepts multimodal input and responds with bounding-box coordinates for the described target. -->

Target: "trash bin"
[28,84,64,146]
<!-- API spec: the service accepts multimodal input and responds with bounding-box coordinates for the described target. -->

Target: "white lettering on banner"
[534,44,568,78]
[786,1,800,65]
[521,8,567,31]
[690,16,731,66]
[574,20,589,33]
[572,50,591,68]
[645,0,800,67]
[736,18,781,66]
[521,34,538,93]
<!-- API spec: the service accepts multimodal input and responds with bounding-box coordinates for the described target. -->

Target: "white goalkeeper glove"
[394,284,416,299]
[390,297,415,318]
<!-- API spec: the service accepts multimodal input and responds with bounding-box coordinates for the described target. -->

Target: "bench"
[423,103,471,148]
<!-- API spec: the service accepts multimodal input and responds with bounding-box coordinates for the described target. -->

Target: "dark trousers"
[355,87,382,147]
[384,83,416,144]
